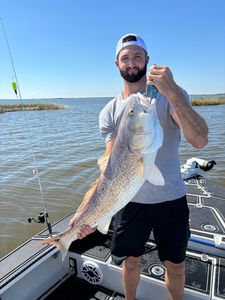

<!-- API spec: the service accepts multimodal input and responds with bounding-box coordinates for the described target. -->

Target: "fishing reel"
[28,212,46,224]
[28,212,53,235]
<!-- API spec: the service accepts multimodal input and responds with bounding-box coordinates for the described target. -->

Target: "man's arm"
[105,137,116,154]
[147,65,208,148]
[168,86,208,148]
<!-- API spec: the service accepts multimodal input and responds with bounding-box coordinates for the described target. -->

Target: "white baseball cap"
[116,33,148,58]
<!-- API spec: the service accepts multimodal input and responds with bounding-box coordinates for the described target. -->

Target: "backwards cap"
[116,33,148,58]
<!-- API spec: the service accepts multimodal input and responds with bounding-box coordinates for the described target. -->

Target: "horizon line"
[0,92,225,101]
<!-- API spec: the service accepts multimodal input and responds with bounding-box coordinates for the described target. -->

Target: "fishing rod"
[189,235,225,249]
[0,17,53,235]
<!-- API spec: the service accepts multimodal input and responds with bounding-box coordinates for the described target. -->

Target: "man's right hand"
[77,224,97,239]
[69,217,97,239]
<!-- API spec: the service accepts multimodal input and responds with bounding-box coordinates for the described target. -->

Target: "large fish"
[41,93,164,260]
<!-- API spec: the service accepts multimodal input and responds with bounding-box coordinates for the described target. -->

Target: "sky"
[0,0,225,99]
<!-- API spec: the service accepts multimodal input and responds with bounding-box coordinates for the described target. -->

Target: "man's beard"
[119,64,147,83]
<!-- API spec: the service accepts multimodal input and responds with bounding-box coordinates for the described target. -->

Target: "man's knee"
[164,260,185,276]
[123,256,141,271]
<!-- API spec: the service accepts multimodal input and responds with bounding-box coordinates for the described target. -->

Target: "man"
[71,34,208,300]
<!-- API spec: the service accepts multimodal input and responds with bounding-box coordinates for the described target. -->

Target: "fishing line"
[0,17,52,235]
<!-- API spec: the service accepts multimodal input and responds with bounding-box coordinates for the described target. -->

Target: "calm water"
[0,98,225,258]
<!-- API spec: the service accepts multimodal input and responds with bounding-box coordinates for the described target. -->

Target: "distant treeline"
[0,103,64,113]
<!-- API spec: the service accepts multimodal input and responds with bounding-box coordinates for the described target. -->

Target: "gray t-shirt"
[99,87,190,204]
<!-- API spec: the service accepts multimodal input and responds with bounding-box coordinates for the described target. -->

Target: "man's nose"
[127,59,136,67]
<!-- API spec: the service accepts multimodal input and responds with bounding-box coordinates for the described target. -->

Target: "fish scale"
[87,152,141,223]
[41,94,164,260]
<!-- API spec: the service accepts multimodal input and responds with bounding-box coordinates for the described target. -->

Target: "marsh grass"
[191,97,225,106]
[0,103,64,113]
[1,98,225,113]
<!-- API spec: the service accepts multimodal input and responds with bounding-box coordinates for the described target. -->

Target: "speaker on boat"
[81,261,103,285]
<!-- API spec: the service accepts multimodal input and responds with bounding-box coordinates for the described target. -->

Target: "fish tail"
[41,236,70,261]
[41,236,63,249]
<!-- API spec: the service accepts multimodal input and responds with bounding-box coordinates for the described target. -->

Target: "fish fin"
[143,153,155,179]
[69,154,110,230]
[138,158,145,181]
[97,218,111,234]
[142,152,164,186]
[74,177,101,221]
[146,164,165,186]
[141,166,144,181]
[97,153,111,173]
[41,235,71,261]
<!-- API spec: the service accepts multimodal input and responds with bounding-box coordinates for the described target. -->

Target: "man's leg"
[153,196,189,299]
[122,256,141,300]
[164,260,186,300]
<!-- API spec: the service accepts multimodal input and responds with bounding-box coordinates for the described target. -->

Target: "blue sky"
[0,0,225,99]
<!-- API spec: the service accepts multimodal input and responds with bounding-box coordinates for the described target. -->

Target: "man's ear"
[146,55,149,64]
[115,60,119,67]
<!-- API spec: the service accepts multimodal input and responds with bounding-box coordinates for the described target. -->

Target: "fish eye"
[55,238,60,242]
[129,109,134,116]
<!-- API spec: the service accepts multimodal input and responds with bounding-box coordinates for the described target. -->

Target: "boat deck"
[46,276,125,300]
[1,176,225,300]
[43,230,225,300]
[44,176,225,300]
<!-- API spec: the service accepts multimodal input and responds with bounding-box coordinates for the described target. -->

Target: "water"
[0,98,225,258]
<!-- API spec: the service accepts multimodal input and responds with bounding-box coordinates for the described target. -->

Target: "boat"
[1,162,225,300]
[1,16,224,299]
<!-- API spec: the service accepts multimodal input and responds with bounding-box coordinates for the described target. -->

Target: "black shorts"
[111,195,190,265]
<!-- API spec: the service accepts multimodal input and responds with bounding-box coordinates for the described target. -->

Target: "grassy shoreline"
[1,98,225,113]
[0,103,65,113]
[190,97,225,106]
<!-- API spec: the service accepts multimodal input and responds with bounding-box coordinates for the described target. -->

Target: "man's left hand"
[147,65,179,97]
